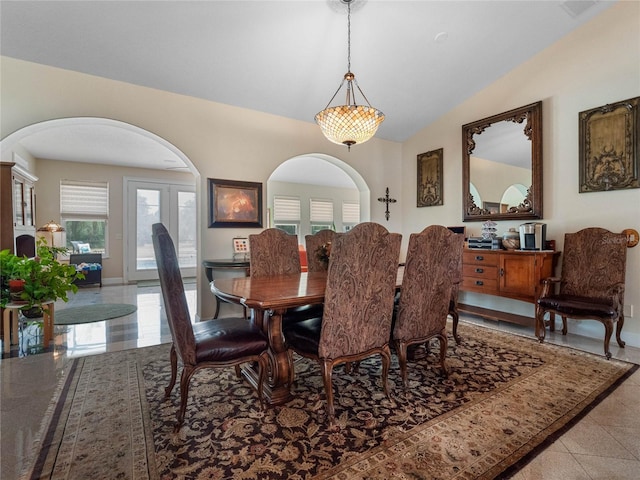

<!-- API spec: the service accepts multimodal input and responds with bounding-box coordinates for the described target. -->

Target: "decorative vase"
[502,228,520,250]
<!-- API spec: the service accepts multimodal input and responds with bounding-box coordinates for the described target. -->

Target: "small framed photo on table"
[208,178,263,228]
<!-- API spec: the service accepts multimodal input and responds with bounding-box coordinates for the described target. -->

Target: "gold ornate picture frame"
[417,148,443,207]
[579,96,640,193]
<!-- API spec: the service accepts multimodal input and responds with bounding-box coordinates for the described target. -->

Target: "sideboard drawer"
[463,251,499,267]
[463,264,498,279]
[462,276,499,293]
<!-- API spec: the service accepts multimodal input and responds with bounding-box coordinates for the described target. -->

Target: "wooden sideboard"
[459,248,560,326]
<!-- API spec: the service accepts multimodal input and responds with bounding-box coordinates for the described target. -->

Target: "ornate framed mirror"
[462,101,543,222]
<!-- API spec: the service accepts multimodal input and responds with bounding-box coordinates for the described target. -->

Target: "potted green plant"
[0,237,84,316]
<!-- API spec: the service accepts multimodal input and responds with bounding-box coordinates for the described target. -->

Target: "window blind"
[60,180,109,217]
[310,199,333,222]
[273,196,300,221]
[342,201,360,224]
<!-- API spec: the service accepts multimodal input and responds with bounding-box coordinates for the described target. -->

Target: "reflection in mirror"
[462,101,542,222]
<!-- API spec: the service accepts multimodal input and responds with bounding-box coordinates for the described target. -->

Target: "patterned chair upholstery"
[249,228,322,327]
[152,223,268,431]
[283,222,401,423]
[393,225,464,388]
[305,229,336,273]
[535,227,628,359]
[249,228,301,278]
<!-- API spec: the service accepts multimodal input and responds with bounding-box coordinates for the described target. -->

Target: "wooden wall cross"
[377,187,397,221]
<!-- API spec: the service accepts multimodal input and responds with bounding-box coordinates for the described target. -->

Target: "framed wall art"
[208,178,263,228]
[417,148,443,207]
[579,96,639,193]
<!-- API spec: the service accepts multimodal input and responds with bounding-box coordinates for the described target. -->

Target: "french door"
[125,178,196,282]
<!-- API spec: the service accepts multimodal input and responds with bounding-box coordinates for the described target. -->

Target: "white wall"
[402,1,640,348]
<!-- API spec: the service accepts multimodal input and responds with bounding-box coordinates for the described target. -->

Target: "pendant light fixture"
[315,0,384,150]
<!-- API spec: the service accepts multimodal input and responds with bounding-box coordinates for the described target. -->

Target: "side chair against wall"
[283,222,402,424]
[305,229,336,272]
[535,227,628,359]
[152,223,268,431]
[393,225,464,388]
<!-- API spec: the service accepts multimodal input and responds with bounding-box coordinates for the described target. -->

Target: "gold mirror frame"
[462,101,543,222]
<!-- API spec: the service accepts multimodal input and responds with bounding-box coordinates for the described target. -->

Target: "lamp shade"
[315,104,385,147]
[37,220,65,233]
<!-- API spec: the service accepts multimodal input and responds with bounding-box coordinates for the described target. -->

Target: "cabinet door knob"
[475,268,484,273]
[499,268,505,277]
[475,280,484,286]
[475,255,484,261]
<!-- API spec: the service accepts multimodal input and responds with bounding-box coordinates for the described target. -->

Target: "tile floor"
[1,284,638,480]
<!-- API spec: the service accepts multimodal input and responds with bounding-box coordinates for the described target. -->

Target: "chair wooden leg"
[175,365,195,432]
[165,344,178,397]
[616,316,626,348]
[534,306,546,343]
[380,345,392,399]
[396,340,409,389]
[603,319,613,360]
[321,360,336,424]
[437,333,449,377]
[450,309,461,345]
[561,315,568,335]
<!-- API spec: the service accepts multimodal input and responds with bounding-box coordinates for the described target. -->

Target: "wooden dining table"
[212,271,328,405]
[212,267,406,406]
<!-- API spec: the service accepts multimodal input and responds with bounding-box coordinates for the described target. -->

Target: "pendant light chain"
[314,0,385,149]
[347,1,351,73]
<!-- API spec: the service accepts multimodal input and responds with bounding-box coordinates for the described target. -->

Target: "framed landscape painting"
[208,178,263,228]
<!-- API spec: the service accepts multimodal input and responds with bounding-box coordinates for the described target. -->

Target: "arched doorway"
[0,117,199,283]
[267,153,370,241]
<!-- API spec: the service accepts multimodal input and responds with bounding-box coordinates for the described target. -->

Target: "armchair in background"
[535,227,628,359]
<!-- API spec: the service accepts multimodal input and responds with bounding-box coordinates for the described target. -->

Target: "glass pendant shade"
[316,0,384,149]
[315,103,384,148]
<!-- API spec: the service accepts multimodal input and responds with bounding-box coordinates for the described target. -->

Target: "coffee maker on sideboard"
[519,222,546,250]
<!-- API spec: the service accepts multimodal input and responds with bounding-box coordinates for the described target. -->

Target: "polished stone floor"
[1,284,638,480]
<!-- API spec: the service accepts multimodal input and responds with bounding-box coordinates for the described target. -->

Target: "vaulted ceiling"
[0,0,615,178]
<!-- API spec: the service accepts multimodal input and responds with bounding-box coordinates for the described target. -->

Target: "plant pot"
[9,279,26,303]
[21,306,44,318]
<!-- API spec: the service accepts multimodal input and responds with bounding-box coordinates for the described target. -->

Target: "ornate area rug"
[22,323,637,480]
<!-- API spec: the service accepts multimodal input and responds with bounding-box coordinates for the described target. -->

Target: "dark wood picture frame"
[417,148,443,207]
[208,178,263,228]
[579,96,640,193]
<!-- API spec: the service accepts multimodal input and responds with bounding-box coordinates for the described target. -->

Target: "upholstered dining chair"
[393,225,464,388]
[305,229,336,272]
[249,228,322,327]
[535,227,628,359]
[152,223,268,431]
[283,222,402,424]
[249,228,302,277]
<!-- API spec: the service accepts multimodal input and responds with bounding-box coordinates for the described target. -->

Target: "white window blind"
[273,196,300,221]
[60,180,109,217]
[310,199,333,222]
[342,201,360,223]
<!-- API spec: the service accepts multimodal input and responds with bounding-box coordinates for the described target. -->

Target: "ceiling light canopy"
[315,0,384,150]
